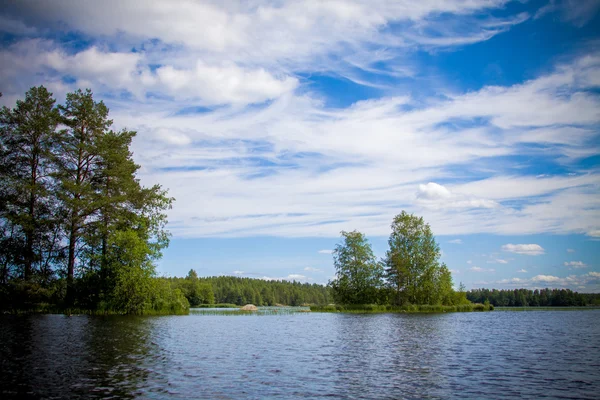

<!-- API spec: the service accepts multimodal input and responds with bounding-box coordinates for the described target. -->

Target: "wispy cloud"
[448,239,463,244]
[502,244,545,256]
[259,274,311,282]
[564,261,587,269]
[495,271,600,293]
[496,271,600,291]
[0,1,598,242]
[318,249,333,255]
[469,266,495,273]
[517,269,528,273]
[304,267,322,272]
[534,0,600,27]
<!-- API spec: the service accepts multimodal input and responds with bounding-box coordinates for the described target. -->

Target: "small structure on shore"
[240,304,258,311]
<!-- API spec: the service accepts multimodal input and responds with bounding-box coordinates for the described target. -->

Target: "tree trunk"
[24,159,37,280]
[66,219,77,307]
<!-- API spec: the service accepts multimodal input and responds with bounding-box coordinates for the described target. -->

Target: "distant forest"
[167,272,330,307]
[467,288,600,307]
[167,274,600,308]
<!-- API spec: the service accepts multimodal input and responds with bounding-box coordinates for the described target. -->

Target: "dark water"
[1,310,599,399]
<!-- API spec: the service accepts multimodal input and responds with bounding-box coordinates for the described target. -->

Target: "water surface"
[1,310,599,399]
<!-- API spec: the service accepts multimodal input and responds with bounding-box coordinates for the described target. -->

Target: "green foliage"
[310,303,494,313]
[468,288,600,307]
[328,230,385,305]
[167,273,330,307]
[0,87,176,315]
[384,211,450,305]
[180,269,215,306]
[0,86,62,282]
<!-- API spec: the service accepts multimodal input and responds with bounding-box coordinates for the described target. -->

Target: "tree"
[0,86,61,281]
[385,211,441,305]
[434,263,454,305]
[88,128,139,271]
[56,89,112,304]
[329,230,384,304]
[0,86,177,314]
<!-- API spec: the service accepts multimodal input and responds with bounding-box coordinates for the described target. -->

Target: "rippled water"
[1,310,599,399]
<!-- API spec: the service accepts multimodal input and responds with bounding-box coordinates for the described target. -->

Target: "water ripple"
[1,310,599,399]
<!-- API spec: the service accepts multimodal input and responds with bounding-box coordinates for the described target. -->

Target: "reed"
[310,303,494,313]
[189,306,311,316]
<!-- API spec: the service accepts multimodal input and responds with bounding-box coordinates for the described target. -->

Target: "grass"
[310,303,494,313]
[495,306,600,311]
[194,303,239,308]
[2,305,190,316]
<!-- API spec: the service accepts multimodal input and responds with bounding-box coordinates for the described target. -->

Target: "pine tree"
[0,86,61,281]
[56,89,112,305]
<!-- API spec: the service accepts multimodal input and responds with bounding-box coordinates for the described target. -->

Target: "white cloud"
[502,244,545,256]
[567,248,576,253]
[531,274,561,283]
[4,1,525,65]
[304,267,322,272]
[259,274,310,282]
[318,249,334,254]
[288,274,308,281]
[418,182,452,200]
[498,277,523,284]
[488,259,509,264]
[152,63,298,105]
[0,3,599,240]
[448,239,463,244]
[417,182,499,210]
[517,269,527,273]
[469,266,494,272]
[588,230,600,237]
[495,271,600,291]
[564,261,587,269]
[233,270,245,275]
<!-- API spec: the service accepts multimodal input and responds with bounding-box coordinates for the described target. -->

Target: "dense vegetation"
[0,86,187,314]
[167,271,330,307]
[468,288,600,307]
[328,211,472,308]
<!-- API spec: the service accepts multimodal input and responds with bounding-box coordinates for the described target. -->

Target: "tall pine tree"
[0,86,61,281]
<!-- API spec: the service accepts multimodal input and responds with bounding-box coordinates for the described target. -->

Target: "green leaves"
[329,212,458,306]
[329,230,384,305]
[0,86,61,281]
[1,86,175,314]
[385,211,447,305]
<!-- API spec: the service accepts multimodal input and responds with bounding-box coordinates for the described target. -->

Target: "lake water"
[1,310,599,399]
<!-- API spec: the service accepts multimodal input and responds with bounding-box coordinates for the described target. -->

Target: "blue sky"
[1,0,599,291]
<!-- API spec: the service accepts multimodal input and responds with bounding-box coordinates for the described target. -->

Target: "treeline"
[0,86,187,314]
[329,211,472,307]
[468,288,600,307]
[166,270,330,307]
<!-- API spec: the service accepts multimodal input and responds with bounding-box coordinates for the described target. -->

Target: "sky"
[1,0,599,292]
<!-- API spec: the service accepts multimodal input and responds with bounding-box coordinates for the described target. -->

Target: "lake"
[1,310,599,399]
